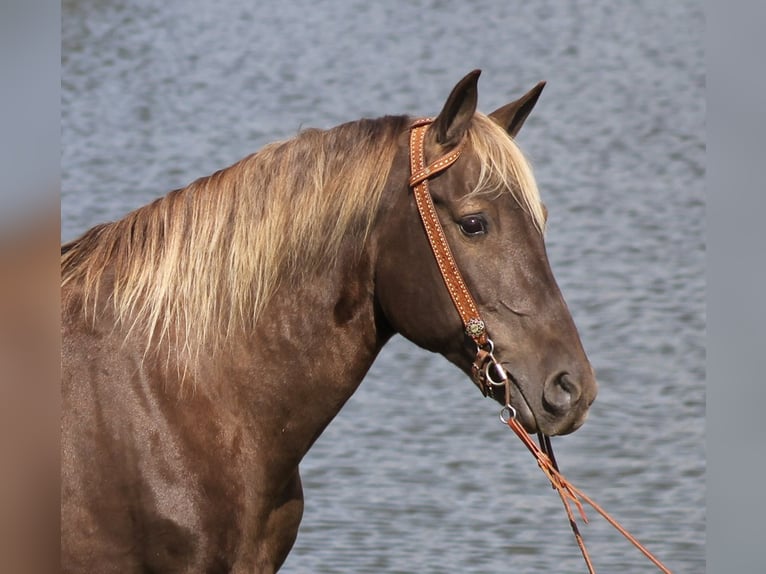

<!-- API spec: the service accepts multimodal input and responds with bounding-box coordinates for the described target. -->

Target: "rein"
[408,118,672,574]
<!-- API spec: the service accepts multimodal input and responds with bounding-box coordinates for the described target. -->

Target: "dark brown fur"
[61,72,596,572]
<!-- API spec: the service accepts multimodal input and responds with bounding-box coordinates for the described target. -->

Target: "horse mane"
[61,112,543,370]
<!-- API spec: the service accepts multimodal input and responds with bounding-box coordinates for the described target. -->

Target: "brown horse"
[61,70,597,573]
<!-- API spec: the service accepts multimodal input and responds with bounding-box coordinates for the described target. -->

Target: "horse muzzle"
[470,350,596,436]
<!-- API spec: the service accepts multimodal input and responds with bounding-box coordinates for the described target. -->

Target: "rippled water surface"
[63,1,704,571]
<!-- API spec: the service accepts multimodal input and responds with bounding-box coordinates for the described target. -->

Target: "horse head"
[375,71,597,436]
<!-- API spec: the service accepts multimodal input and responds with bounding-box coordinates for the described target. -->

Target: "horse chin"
[509,391,538,434]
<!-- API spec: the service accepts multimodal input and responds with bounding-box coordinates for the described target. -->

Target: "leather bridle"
[408,118,515,418]
[407,118,673,574]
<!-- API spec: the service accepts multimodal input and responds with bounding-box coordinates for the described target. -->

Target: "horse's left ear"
[432,69,481,147]
[489,81,546,138]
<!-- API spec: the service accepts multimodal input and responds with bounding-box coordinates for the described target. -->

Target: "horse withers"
[61,70,596,572]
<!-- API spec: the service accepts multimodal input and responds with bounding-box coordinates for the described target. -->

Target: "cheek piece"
[408,118,514,414]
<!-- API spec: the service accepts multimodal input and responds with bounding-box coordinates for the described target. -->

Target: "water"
[62,0,705,571]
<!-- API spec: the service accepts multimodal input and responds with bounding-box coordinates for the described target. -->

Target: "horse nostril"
[542,372,582,416]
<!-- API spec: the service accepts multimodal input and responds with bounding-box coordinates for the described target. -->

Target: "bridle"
[406,117,673,574]
[408,118,515,420]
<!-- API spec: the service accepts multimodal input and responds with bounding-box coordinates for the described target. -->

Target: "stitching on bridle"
[408,120,485,347]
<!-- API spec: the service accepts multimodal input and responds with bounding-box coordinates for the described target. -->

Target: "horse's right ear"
[432,70,481,147]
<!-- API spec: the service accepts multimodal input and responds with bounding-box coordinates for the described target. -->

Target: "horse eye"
[459,214,488,236]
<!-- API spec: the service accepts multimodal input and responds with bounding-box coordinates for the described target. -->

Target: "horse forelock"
[61,115,411,372]
[466,114,547,233]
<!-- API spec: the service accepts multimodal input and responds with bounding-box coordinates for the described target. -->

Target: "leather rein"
[407,118,672,574]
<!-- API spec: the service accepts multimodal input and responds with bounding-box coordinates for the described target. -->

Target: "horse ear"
[432,69,481,146]
[489,81,546,138]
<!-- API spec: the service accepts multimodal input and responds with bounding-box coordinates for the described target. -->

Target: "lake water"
[62,0,705,571]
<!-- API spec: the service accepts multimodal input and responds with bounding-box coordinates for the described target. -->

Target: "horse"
[61,70,597,573]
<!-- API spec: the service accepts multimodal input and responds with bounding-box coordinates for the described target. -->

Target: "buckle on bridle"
[470,339,515,420]
[470,341,492,396]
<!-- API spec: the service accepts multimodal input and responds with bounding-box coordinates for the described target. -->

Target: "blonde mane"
[61,113,544,370]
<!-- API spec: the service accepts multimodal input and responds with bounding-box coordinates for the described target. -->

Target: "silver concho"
[464,318,486,338]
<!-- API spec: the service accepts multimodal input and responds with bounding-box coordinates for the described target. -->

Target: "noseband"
[408,118,514,419]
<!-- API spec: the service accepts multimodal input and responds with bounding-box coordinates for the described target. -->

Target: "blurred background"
[59,0,704,572]
[0,1,59,573]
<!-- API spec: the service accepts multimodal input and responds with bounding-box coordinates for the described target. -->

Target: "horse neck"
[213,152,412,460]
[208,242,390,464]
